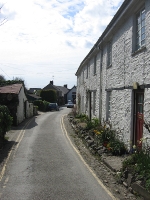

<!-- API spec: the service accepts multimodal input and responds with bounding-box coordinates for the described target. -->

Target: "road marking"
[12,129,26,159]
[61,115,117,200]
[2,176,9,188]
[0,119,33,182]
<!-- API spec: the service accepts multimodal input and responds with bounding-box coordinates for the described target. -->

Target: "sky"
[0,0,124,89]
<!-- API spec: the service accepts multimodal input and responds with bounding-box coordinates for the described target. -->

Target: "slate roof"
[56,86,69,95]
[43,83,60,91]
[28,88,41,94]
[27,93,42,101]
[0,84,23,94]
[43,83,69,96]
[66,85,76,93]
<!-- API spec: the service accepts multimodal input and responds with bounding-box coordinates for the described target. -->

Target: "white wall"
[76,0,150,147]
[26,101,34,118]
[17,86,27,125]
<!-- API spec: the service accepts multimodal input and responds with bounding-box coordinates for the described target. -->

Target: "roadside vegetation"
[33,100,50,112]
[0,105,13,148]
[71,107,150,193]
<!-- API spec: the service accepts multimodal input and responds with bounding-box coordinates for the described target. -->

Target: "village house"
[66,85,76,103]
[0,83,34,125]
[75,0,150,149]
[43,81,74,104]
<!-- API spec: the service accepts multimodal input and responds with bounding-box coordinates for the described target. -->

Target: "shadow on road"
[10,116,38,131]
[0,140,18,166]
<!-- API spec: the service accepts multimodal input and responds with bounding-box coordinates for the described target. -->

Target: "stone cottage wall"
[76,0,150,146]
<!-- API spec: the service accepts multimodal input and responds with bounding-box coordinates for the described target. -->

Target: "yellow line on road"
[61,115,117,200]
[0,119,32,182]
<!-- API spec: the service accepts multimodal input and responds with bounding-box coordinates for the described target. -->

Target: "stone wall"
[76,0,150,147]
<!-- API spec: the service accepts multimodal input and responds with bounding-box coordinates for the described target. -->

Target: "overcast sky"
[0,0,124,89]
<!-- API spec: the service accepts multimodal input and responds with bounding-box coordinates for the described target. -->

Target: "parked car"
[48,103,59,111]
[67,102,74,108]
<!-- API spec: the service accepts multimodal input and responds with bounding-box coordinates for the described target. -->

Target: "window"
[86,64,88,78]
[106,91,111,121]
[107,41,112,67]
[93,91,96,114]
[136,8,145,50]
[94,55,97,75]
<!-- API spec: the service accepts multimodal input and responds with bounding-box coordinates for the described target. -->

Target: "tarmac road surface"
[0,107,115,200]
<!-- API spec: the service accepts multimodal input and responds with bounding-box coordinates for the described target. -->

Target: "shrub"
[33,100,50,112]
[109,138,126,155]
[0,105,13,146]
[122,149,150,192]
[43,100,50,111]
[93,122,127,155]
[40,89,57,103]
[86,118,100,130]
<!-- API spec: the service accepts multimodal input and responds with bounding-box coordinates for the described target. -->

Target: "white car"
[67,102,74,108]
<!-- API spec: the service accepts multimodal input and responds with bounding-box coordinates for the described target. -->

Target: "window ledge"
[107,64,112,69]
[132,46,146,56]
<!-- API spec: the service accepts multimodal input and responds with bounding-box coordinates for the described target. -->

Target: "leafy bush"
[34,100,50,112]
[122,149,150,192]
[93,122,127,155]
[0,105,13,143]
[109,138,126,155]
[86,118,100,130]
[43,100,50,111]
[40,89,57,103]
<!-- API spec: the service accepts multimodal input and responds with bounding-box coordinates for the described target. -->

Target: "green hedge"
[40,89,57,103]
[0,105,13,145]
[33,100,50,112]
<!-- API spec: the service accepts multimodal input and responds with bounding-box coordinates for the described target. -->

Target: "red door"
[135,92,144,147]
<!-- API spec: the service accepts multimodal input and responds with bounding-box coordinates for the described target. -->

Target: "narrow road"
[0,107,115,200]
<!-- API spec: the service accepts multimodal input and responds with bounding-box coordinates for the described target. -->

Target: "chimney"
[50,81,53,85]
[64,84,67,88]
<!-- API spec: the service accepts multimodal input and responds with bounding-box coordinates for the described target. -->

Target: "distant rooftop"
[0,84,23,94]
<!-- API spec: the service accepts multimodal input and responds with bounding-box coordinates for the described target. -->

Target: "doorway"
[133,90,144,147]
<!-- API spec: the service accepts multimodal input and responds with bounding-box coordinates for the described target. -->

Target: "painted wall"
[17,86,27,125]
[26,101,34,118]
[76,0,150,147]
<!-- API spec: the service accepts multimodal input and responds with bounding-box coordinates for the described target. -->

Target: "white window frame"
[136,8,145,50]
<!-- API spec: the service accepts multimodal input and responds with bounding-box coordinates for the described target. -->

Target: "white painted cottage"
[0,83,34,125]
[75,0,150,149]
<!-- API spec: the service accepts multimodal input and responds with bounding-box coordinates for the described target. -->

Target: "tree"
[0,74,6,81]
[40,89,57,103]
[13,77,28,93]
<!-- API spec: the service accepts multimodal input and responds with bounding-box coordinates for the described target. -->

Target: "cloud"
[0,0,124,88]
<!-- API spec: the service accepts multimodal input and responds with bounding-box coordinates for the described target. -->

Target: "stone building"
[0,83,34,125]
[75,0,150,148]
